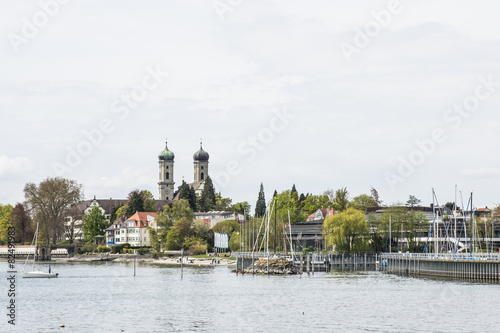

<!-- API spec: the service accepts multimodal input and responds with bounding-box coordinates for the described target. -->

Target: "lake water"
[1,261,499,332]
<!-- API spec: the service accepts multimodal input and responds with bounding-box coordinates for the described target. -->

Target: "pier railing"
[381,252,500,261]
[380,252,500,282]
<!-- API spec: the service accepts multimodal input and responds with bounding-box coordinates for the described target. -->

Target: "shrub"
[188,241,207,255]
[302,248,310,253]
[111,244,125,254]
[137,247,151,255]
[97,245,111,253]
[81,244,96,254]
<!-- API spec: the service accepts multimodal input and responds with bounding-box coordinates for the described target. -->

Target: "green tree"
[332,187,349,212]
[215,192,232,211]
[232,202,251,220]
[198,176,216,212]
[323,208,369,252]
[255,183,266,218]
[212,220,240,235]
[165,228,182,250]
[110,203,124,223]
[82,206,109,242]
[149,199,193,251]
[194,220,210,243]
[406,195,421,207]
[178,181,196,212]
[126,190,144,217]
[24,177,83,244]
[291,184,299,202]
[275,190,302,224]
[350,194,376,212]
[229,232,240,251]
[11,203,33,244]
[141,190,156,212]
[0,204,14,245]
[301,194,331,215]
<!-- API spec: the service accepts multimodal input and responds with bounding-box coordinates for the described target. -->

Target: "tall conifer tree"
[255,183,266,217]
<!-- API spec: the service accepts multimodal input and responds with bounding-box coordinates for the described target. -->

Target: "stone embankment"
[243,258,300,275]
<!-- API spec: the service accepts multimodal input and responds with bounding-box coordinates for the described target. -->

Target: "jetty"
[381,252,500,282]
[234,252,379,274]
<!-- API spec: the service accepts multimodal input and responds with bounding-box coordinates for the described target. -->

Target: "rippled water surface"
[1,261,499,332]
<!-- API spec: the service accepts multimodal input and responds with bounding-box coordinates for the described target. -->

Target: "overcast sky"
[1,0,499,210]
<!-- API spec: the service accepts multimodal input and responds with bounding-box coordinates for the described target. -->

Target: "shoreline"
[52,254,236,267]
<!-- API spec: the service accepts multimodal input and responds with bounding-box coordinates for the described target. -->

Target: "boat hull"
[23,271,58,278]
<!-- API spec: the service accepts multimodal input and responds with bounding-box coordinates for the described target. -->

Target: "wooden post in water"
[342,253,344,271]
[267,252,270,275]
[236,255,238,276]
[306,254,310,274]
[252,252,254,275]
[312,254,314,275]
[180,248,184,279]
[300,254,303,274]
[134,249,136,276]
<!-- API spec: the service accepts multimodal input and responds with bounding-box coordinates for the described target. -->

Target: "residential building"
[66,197,170,242]
[106,211,158,248]
[194,211,245,229]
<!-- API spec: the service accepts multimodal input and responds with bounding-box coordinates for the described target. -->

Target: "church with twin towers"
[157,140,210,201]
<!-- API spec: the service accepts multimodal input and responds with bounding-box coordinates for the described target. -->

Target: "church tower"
[193,141,209,183]
[158,141,175,200]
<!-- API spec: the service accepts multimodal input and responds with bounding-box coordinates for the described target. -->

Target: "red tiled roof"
[125,211,158,227]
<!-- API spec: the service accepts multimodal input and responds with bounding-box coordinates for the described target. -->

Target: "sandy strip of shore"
[58,254,235,266]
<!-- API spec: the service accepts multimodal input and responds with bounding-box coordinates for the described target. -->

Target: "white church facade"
[157,141,210,200]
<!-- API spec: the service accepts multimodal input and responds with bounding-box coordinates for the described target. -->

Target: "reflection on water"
[1,261,499,332]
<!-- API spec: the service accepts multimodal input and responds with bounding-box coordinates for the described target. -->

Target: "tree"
[406,195,421,207]
[11,203,33,244]
[272,190,278,199]
[274,190,302,224]
[215,192,232,211]
[178,181,196,212]
[141,190,156,212]
[323,208,369,252]
[0,204,14,245]
[370,187,382,206]
[212,220,240,235]
[165,228,182,250]
[198,176,216,212]
[126,190,144,217]
[24,177,83,244]
[110,203,124,223]
[232,202,251,220]
[149,199,193,251]
[291,184,299,202]
[301,194,331,215]
[350,194,377,212]
[82,206,109,242]
[255,183,266,218]
[444,202,460,211]
[332,187,349,212]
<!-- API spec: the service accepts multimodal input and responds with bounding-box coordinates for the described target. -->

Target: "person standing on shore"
[48,265,51,273]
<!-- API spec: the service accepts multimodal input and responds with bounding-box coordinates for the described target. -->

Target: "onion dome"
[158,141,175,161]
[193,142,209,162]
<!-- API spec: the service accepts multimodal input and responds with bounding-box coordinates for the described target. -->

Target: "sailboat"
[22,223,58,278]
